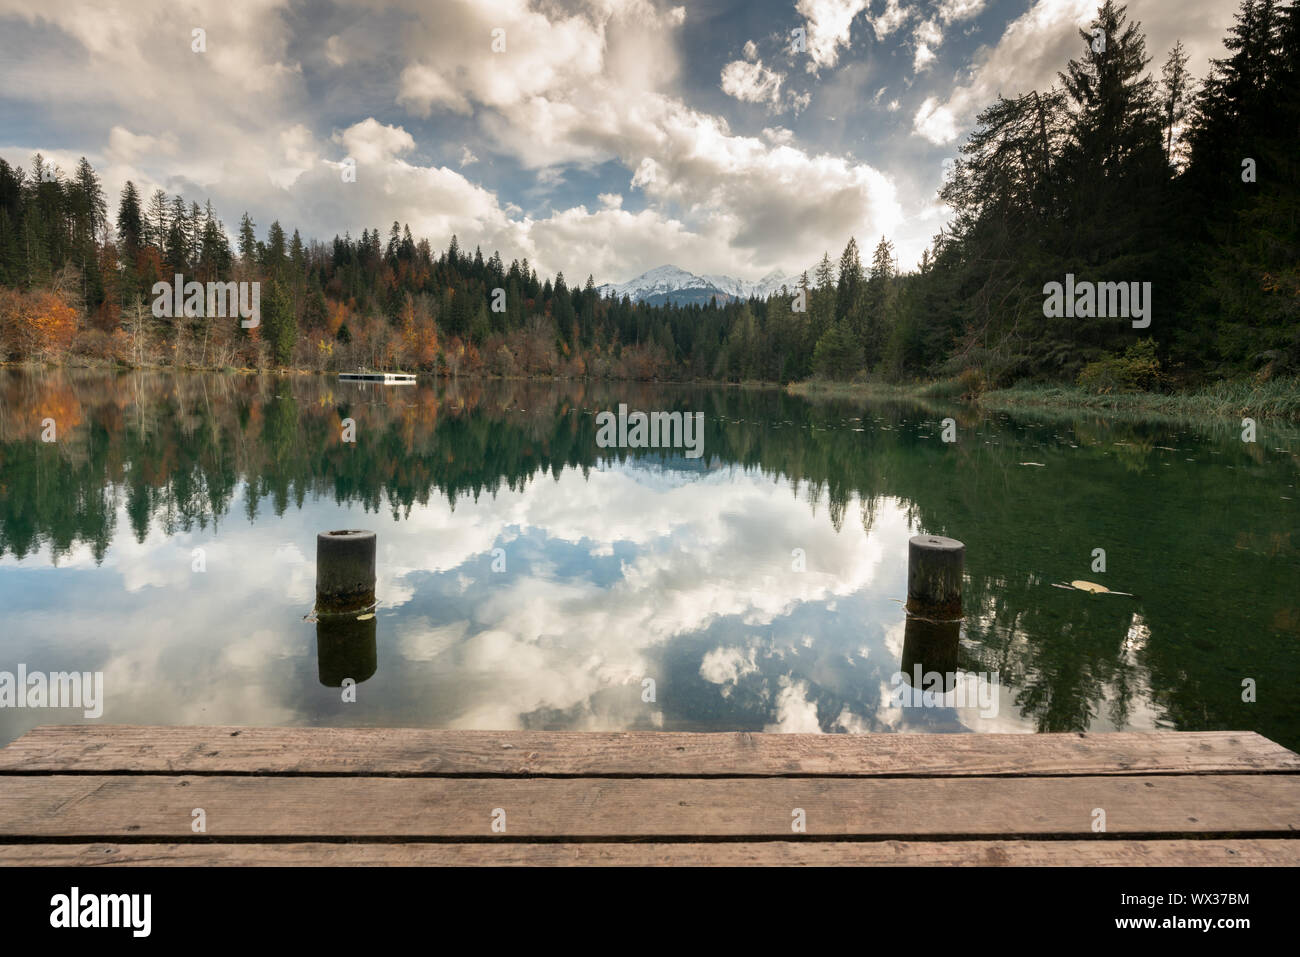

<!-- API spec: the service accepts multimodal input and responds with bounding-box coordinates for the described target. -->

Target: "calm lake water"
[1,368,1297,749]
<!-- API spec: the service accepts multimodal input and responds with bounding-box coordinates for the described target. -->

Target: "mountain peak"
[598,265,801,305]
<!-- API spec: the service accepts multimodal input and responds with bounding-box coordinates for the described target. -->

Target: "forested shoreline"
[0,1,1295,397]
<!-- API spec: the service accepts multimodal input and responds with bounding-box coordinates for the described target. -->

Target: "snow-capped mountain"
[597,264,797,305]
[701,270,797,300]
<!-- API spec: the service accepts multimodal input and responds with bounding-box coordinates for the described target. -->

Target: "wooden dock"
[337,372,416,384]
[1,726,1297,865]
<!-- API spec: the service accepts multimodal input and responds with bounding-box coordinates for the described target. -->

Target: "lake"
[1,368,1297,750]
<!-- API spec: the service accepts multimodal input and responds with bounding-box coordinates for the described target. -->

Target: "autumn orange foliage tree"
[398,295,438,371]
[0,288,79,359]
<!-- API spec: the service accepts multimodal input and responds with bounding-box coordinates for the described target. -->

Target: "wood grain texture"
[2,839,1296,866]
[1,773,1297,838]
[2,726,1296,777]
[3,727,1295,865]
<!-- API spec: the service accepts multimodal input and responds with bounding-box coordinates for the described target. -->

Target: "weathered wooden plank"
[2,726,1295,777]
[2,839,1295,867]
[1,774,1296,838]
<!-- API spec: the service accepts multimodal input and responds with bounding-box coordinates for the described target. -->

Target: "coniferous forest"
[0,1,1295,392]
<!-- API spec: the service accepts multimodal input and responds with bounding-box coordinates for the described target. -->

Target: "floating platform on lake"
[337,372,416,384]
[0,726,1297,866]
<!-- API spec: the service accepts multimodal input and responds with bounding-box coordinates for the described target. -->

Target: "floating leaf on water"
[1054,580,1137,597]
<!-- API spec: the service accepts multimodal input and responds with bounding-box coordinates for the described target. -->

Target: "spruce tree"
[262,277,297,365]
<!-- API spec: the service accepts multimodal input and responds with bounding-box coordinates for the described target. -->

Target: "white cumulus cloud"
[720,58,785,107]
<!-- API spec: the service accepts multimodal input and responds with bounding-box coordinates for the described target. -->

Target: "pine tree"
[862,236,897,366]
[386,221,401,265]
[261,277,296,365]
[265,221,287,276]
[1193,0,1299,366]
[238,212,257,266]
[290,228,305,279]
[814,252,834,290]
[1059,1,1160,175]
[145,189,169,252]
[812,320,862,379]
[199,201,231,281]
[66,157,106,306]
[70,158,106,245]
[834,238,861,325]
[0,159,24,285]
[1159,40,1191,165]
[24,155,63,285]
[115,182,144,258]
[165,196,190,273]
[188,201,204,262]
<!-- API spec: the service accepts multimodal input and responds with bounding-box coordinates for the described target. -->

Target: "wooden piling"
[316,529,376,614]
[906,534,964,620]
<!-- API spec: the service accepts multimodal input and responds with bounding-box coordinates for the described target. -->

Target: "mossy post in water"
[906,535,964,620]
[316,529,376,614]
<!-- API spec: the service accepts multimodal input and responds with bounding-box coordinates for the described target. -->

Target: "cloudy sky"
[1,0,1235,283]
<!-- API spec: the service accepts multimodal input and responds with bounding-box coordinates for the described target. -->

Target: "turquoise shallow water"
[1,369,1297,749]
